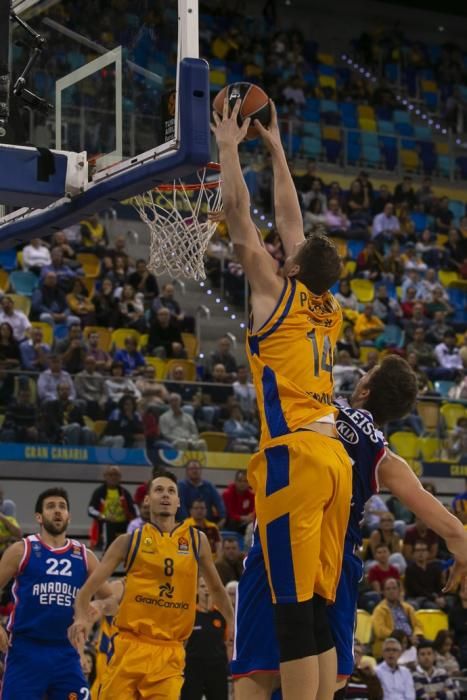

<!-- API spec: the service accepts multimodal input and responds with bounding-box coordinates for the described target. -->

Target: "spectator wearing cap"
[88,465,136,549]
[32,271,80,328]
[147,307,186,359]
[178,459,225,524]
[19,325,50,371]
[222,469,255,534]
[0,296,31,343]
[159,394,207,453]
[22,238,51,274]
[37,354,76,402]
[113,336,146,375]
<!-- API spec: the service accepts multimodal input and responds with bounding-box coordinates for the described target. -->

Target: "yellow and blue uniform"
[246,277,352,604]
[98,521,200,700]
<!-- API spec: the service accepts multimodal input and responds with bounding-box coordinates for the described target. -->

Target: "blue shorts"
[1,635,88,700]
[232,534,362,679]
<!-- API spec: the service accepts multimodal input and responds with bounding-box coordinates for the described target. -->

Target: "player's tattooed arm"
[68,534,130,650]
[198,532,234,632]
[0,541,24,652]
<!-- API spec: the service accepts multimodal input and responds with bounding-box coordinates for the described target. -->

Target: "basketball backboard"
[0,0,210,244]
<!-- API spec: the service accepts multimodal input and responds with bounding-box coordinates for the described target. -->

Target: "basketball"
[213,82,271,139]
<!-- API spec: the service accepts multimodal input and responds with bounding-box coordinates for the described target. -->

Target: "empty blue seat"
[410,212,428,233]
[303,122,321,138]
[384,63,399,82]
[302,136,321,157]
[323,139,342,163]
[379,135,397,150]
[383,148,398,170]
[0,249,17,271]
[319,64,335,76]
[376,107,393,121]
[401,139,416,150]
[339,102,357,117]
[361,132,378,147]
[419,150,437,174]
[378,120,395,134]
[414,125,432,139]
[393,109,411,124]
[423,92,438,110]
[342,113,358,128]
[9,270,38,296]
[457,157,467,179]
[434,381,455,398]
[362,144,381,167]
[347,141,361,165]
[320,99,338,113]
[438,155,453,178]
[347,130,361,144]
[302,106,320,122]
[395,123,414,136]
[449,200,465,221]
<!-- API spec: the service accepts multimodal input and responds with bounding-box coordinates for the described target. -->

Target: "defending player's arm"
[0,541,24,651]
[198,532,234,631]
[68,534,129,649]
[85,550,123,622]
[379,450,467,590]
[254,101,305,256]
[211,99,280,299]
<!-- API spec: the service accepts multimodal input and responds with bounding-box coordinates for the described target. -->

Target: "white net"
[133,165,222,280]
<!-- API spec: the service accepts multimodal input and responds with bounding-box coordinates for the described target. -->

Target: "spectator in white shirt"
[22,239,51,273]
[376,637,415,700]
[435,332,463,377]
[0,296,31,342]
[159,393,207,451]
[324,198,350,234]
[232,365,256,419]
[282,76,306,106]
[37,354,76,402]
[372,203,402,248]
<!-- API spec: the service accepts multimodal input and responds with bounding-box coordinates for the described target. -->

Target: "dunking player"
[0,487,114,700]
[232,356,467,699]
[68,472,233,700]
[212,99,352,699]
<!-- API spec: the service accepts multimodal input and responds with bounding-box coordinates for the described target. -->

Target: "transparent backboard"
[10,0,198,178]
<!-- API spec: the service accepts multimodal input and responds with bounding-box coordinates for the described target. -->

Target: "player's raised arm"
[198,531,234,632]
[379,450,467,590]
[254,101,305,256]
[211,99,279,296]
[0,541,23,652]
[68,534,129,650]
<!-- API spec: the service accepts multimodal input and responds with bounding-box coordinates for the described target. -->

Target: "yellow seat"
[421,80,437,92]
[0,269,9,292]
[415,610,448,641]
[419,436,443,461]
[355,609,372,645]
[165,359,196,382]
[436,234,448,246]
[389,431,420,461]
[318,75,336,90]
[81,278,96,297]
[396,285,402,300]
[83,326,112,352]
[93,420,108,439]
[341,260,356,278]
[359,118,377,132]
[138,333,149,351]
[332,238,348,257]
[111,328,141,350]
[31,321,53,346]
[210,69,226,86]
[435,142,449,155]
[357,105,375,120]
[441,402,466,431]
[416,400,440,434]
[361,655,376,669]
[350,278,374,303]
[317,52,335,66]
[145,356,168,379]
[199,431,228,452]
[359,346,379,364]
[16,251,23,269]
[401,150,420,170]
[438,270,460,287]
[76,253,100,278]
[322,126,341,141]
[181,332,199,359]
[9,294,31,316]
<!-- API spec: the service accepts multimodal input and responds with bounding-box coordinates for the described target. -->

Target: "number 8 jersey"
[7,534,88,642]
[114,521,200,643]
[247,277,342,446]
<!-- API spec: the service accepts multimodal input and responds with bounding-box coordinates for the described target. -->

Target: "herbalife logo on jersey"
[159,582,174,599]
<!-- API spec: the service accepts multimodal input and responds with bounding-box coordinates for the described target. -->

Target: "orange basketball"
[213,82,271,140]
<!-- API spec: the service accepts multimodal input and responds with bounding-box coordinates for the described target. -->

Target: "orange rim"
[155,162,221,192]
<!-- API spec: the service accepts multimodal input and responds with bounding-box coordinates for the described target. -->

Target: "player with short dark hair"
[212,94,352,699]
[0,487,114,700]
[68,473,233,700]
[232,358,467,700]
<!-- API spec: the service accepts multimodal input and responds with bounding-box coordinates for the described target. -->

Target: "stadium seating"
[414,610,449,641]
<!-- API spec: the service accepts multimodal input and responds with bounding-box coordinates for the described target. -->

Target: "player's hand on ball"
[0,625,9,652]
[253,100,281,152]
[211,98,250,148]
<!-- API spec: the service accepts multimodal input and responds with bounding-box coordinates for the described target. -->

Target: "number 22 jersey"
[7,534,88,642]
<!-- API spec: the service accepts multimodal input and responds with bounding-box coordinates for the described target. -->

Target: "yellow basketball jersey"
[247,277,342,446]
[115,521,200,643]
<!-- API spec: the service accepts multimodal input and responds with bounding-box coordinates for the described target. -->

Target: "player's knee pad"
[313,594,335,655]
[333,688,347,700]
[274,599,317,662]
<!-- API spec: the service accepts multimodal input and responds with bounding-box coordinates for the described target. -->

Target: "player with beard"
[68,472,233,700]
[0,487,115,700]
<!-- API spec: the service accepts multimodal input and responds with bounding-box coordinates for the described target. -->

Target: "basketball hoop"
[133,163,222,280]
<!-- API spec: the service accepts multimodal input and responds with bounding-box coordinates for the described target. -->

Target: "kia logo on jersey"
[336,420,359,445]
